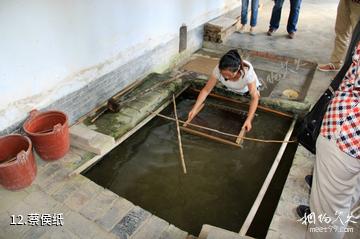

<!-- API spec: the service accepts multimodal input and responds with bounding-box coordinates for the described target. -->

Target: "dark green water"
[84,95,292,236]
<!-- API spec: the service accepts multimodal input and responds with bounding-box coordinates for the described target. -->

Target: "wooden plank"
[180,126,241,148]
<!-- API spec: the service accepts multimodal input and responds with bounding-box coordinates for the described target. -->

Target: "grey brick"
[58,148,82,171]
[91,229,118,239]
[22,225,48,239]
[23,191,59,214]
[79,189,118,221]
[51,175,87,202]
[39,227,80,239]
[64,179,103,211]
[159,225,188,239]
[0,212,9,231]
[111,206,151,239]
[0,188,29,214]
[63,211,103,238]
[41,168,71,195]
[1,223,31,239]
[96,197,135,231]
[38,162,63,178]
[132,215,169,239]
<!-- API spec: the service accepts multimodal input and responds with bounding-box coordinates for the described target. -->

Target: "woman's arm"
[243,81,259,132]
[187,74,217,121]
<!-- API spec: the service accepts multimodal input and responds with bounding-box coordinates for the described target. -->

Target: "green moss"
[84,72,186,140]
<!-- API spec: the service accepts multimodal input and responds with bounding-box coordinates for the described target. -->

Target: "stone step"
[70,123,115,155]
[206,17,238,31]
[198,224,254,239]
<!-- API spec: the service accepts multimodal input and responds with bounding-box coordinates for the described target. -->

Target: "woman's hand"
[242,119,252,132]
[187,108,197,122]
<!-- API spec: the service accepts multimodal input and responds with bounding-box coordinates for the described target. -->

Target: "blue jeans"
[241,0,259,27]
[269,0,302,33]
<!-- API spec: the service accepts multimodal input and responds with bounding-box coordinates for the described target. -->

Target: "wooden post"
[172,94,187,174]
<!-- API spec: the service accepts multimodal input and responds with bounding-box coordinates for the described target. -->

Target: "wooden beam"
[189,88,293,119]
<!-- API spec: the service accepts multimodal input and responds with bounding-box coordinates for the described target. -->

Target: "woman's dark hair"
[219,49,244,73]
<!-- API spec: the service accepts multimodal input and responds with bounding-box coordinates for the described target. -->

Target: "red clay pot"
[23,109,70,161]
[0,134,37,190]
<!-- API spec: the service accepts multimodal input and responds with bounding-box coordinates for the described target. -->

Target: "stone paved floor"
[0,148,192,239]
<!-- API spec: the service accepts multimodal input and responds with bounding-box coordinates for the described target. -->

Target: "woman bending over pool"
[187,49,261,132]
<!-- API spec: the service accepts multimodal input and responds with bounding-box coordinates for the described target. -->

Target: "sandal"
[317,62,341,72]
[237,24,246,34]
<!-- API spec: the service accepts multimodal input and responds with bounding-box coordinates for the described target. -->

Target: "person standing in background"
[318,0,360,72]
[267,0,302,39]
[238,0,260,35]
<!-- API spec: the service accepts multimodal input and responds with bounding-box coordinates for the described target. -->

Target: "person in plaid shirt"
[320,41,360,159]
[306,23,360,239]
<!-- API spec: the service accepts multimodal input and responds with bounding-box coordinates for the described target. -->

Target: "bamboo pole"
[236,127,246,147]
[189,88,293,119]
[183,103,205,127]
[172,94,187,174]
[180,126,242,148]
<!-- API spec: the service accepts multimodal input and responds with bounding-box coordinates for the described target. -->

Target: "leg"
[330,0,352,65]
[287,0,302,33]
[307,136,360,239]
[349,0,360,32]
[250,0,259,27]
[241,0,249,25]
[269,0,285,30]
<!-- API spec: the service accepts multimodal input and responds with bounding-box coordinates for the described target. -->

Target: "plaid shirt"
[321,42,360,159]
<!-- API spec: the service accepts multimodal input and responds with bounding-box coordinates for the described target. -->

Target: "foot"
[317,63,341,72]
[267,28,276,36]
[305,175,312,190]
[250,27,256,36]
[288,32,295,39]
[296,205,311,219]
[237,24,246,34]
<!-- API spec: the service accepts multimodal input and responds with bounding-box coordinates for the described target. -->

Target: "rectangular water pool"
[83,91,294,236]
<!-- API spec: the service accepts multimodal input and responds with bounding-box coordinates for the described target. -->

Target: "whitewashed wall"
[0,0,240,132]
